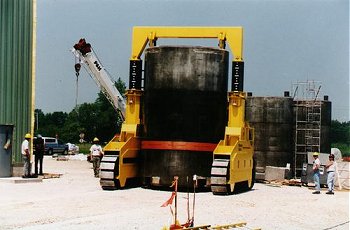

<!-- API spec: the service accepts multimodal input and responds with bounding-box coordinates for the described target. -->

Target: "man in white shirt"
[22,133,32,178]
[89,137,104,177]
[325,154,337,195]
[312,152,321,194]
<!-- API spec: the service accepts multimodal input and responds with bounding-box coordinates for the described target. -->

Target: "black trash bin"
[0,125,14,177]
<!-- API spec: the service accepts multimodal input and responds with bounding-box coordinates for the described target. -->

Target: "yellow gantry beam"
[130,26,243,61]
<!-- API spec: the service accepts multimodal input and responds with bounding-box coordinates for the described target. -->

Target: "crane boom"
[72,39,126,120]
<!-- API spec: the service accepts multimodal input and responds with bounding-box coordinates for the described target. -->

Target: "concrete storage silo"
[246,95,294,174]
[141,46,229,187]
[293,96,332,176]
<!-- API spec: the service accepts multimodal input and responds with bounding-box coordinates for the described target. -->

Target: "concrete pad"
[0,156,348,229]
[255,172,265,181]
[0,177,42,184]
[12,165,24,177]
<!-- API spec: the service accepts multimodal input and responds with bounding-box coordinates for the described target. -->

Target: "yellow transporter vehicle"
[211,91,255,194]
[99,27,255,194]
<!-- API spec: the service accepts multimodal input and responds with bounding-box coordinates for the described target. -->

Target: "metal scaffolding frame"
[292,80,322,177]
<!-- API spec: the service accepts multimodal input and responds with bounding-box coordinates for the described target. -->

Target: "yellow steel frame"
[120,89,142,139]
[213,92,254,191]
[105,26,247,189]
[130,26,243,61]
[103,89,142,187]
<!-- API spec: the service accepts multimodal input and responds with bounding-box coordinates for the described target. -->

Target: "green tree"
[330,120,350,143]
[35,77,127,144]
[35,110,68,138]
[34,109,45,135]
[59,109,82,143]
[76,103,99,142]
[94,77,126,143]
[330,120,350,156]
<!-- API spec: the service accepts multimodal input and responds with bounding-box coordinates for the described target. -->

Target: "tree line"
[330,120,350,155]
[34,78,125,144]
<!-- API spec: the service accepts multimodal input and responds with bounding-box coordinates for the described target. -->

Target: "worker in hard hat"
[22,133,32,178]
[34,134,45,176]
[89,137,104,177]
[312,152,321,194]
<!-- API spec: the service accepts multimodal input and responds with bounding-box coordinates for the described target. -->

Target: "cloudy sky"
[36,0,349,121]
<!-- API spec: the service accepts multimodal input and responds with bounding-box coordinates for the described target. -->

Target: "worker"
[312,152,321,194]
[325,154,337,195]
[89,137,104,177]
[34,134,45,176]
[21,133,32,178]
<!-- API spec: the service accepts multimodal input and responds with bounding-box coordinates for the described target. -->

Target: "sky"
[36,0,349,122]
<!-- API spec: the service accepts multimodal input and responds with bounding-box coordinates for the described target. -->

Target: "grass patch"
[76,143,106,154]
[77,143,91,154]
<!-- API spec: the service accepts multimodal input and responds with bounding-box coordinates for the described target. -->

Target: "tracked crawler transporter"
[75,27,255,195]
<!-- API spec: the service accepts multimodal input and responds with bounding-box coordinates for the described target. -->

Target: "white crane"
[72,39,126,120]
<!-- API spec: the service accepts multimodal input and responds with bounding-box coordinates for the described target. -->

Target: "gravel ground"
[0,155,348,230]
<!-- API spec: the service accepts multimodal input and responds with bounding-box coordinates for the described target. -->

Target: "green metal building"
[0,0,36,167]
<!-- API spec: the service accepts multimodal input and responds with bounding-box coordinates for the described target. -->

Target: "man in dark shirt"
[34,134,45,176]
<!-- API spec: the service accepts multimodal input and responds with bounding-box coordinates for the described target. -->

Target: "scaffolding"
[292,80,322,177]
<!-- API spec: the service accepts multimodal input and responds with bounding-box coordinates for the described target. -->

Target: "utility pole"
[36,111,38,131]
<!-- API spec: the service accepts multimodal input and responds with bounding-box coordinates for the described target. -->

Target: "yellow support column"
[30,0,37,165]
[119,89,142,142]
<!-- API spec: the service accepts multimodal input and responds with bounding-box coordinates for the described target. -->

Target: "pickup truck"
[41,137,68,155]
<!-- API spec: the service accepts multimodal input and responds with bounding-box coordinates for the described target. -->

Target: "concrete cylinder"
[141,46,229,187]
[246,97,294,172]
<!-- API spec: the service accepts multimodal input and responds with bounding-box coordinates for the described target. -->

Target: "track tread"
[211,159,230,195]
[100,155,119,190]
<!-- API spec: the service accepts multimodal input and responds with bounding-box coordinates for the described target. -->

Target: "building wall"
[0,0,35,163]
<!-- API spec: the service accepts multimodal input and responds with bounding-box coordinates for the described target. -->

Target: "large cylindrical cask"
[246,96,294,172]
[141,46,229,187]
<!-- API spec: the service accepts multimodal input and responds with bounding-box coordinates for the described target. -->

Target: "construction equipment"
[72,39,126,120]
[73,27,255,194]
[210,91,255,194]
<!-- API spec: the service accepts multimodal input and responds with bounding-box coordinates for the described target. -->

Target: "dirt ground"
[0,155,348,230]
